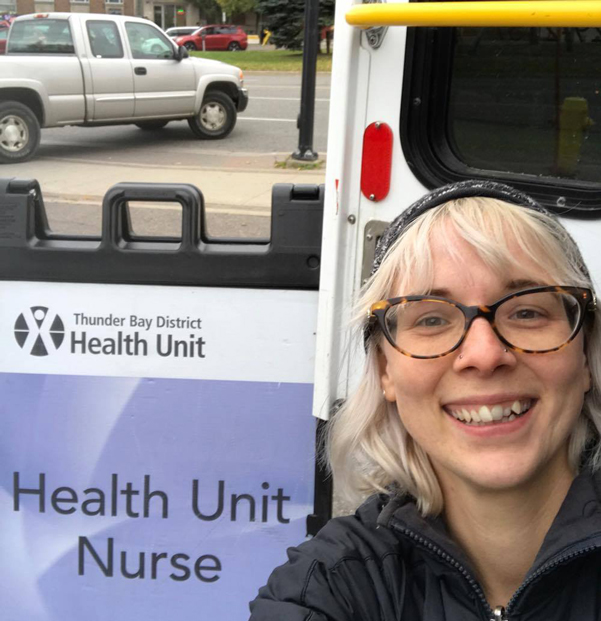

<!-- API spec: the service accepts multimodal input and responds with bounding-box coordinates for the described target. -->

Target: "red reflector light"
[34,14,49,18]
[360,121,393,202]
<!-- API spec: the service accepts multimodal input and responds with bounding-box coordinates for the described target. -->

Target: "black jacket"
[249,470,601,620]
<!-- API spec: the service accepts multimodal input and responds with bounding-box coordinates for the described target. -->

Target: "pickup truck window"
[8,19,75,54]
[87,20,124,59]
[125,22,174,60]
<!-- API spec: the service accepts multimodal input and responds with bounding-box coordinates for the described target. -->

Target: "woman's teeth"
[448,400,532,426]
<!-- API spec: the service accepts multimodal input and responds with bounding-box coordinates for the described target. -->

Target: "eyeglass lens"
[384,291,582,357]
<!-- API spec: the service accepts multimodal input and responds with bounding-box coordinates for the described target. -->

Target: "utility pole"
[292,0,320,161]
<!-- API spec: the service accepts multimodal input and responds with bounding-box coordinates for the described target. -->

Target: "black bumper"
[237,87,249,112]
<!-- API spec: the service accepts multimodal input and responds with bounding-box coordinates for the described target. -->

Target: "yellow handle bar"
[346,1,601,29]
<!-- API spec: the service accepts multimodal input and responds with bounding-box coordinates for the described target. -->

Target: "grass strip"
[189,49,332,72]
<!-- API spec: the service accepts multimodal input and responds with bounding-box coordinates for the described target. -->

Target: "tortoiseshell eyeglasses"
[367,286,596,359]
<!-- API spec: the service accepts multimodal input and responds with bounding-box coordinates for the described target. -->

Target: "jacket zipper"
[392,524,601,621]
[492,606,507,621]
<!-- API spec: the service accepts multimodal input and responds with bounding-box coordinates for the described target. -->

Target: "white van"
[314,1,601,422]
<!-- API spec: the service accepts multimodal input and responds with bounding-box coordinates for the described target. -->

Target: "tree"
[216,0,257,18]
[257,0,335,50]
[188,0,222,24]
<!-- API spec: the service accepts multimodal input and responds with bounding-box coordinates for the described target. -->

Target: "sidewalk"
[1,154,325,214]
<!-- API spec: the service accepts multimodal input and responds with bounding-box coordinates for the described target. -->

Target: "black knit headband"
[371,179,552,276]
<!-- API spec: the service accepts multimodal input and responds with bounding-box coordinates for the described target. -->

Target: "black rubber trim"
[237,87,249,112]
[306,418,333,537]
[0,178,323,289]
[400,26,601,219]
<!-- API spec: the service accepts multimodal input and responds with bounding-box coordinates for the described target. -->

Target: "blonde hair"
[327,197,601,515]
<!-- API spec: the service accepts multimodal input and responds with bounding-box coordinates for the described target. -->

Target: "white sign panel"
[0,281,318,621]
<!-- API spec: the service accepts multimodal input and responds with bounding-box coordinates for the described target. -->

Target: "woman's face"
[378,227,591,494]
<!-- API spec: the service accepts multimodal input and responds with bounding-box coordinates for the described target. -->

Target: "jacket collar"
[377,489,476,572]
[377,468,601,580]
[528,467,601,574]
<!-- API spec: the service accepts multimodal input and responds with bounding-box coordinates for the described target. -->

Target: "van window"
[8,19,75,54]
[402,26,601,215]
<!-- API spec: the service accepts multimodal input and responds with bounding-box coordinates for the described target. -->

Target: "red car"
[0,26,8,54]
[176,25,247,52]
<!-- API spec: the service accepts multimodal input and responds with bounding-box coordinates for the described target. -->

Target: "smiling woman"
[249,180,601,621]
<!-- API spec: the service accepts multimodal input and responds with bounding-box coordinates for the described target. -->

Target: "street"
[1,71,330,239]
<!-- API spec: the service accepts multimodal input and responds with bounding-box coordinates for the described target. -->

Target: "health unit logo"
[13,307,206,359]
[14,307,65,356]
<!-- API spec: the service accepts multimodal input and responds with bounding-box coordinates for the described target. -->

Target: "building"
[143,1,199,29]
[13,0,205,26]
[1,0,16,17]
[12,0,255,34]
[16,0,134,15]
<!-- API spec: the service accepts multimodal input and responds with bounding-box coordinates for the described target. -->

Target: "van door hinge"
[361,219,389,285]
[363,0,388,48]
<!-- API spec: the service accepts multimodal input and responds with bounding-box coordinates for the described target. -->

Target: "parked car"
[175,25,247,51]
[0,26,7,54]
[0,13,249,163]
[165,26,198,39]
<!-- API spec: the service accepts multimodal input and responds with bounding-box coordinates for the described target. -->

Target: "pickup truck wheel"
[0,102,41,164]
[135,121,169,130]
[188,91,237,140]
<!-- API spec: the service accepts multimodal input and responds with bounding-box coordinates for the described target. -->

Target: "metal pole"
[292,0,320,161]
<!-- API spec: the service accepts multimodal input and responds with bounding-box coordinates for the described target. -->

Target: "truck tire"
[135,120,169,130]
[188,91,237,140]
[0,101,41,164]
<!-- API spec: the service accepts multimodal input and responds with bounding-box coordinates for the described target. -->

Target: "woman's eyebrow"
[427,288,451,297]
[505,278,546,291]
[418,280,545,299]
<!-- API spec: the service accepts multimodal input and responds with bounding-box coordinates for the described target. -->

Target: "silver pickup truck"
[0,13,249,163]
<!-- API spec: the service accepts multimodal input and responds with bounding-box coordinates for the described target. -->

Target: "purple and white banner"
[0,282,318,620]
